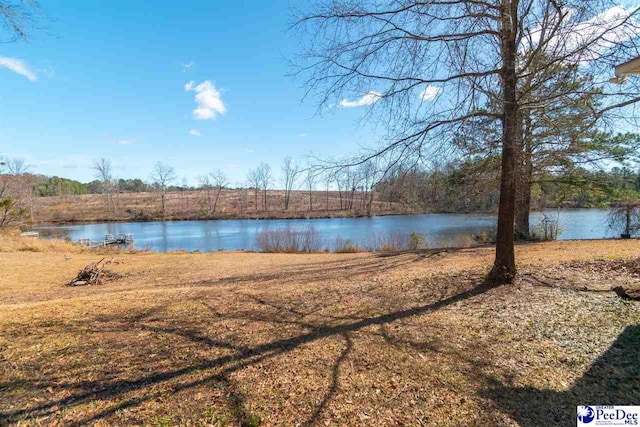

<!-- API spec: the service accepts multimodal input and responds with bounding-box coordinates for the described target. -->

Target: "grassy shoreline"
[1,237,639,425]
[29,209,411,227]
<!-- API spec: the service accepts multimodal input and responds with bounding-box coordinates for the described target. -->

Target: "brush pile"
[67,258,123,286]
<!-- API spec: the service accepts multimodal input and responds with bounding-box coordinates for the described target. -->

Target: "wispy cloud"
[339,91,381,108]
[117,139,136,145]
[185,80,226,120]
[189,129,201,137]
[0,57,37,81]
[297,132,308,137]
[244,148,255,153]
[182,61,194,72]
[420,86,441,101]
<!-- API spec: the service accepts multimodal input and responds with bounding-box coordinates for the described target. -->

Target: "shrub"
[473,224,497,244]
[333,237,362,253]
[365,232,428,252]
[531,214,561,241]
[256,227,324,253]
[409,231,425,250]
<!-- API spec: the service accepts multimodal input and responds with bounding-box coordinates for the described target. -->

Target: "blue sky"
[0,1,377,185]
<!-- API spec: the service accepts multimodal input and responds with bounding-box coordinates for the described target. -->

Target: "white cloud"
[0,57,37,81]
[297,132,307,137]
[189,129,201,137]
[420,86,441,101]
[339,91,381,108]
[185,80,226,120]
[244,148,255,153]
[117,139,136,145]
[182,61,194,72]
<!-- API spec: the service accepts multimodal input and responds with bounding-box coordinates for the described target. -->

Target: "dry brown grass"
[1,240,639,426]
[31,189,406,224]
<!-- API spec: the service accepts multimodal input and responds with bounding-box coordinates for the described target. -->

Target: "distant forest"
[34,176,158,197]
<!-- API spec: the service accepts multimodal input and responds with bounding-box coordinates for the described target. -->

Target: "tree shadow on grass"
[0,276,498,426]
[187,249,472,289]
[484,325,640,426]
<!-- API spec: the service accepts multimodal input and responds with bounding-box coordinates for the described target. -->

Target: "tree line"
[0,155,389,224]
[377,161,640,214]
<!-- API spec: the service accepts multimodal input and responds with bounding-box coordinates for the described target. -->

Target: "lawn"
[1,239,639,426]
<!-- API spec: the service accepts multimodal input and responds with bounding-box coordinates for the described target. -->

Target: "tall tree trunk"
[515,113,532,240]
[489,2,518,284]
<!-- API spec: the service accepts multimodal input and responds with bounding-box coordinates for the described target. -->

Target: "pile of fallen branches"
[67,258,123,286]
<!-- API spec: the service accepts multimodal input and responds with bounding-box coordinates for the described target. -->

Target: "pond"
[35,209,616,252]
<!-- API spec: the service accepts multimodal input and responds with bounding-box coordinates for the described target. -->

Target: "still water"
[36,209,616,252]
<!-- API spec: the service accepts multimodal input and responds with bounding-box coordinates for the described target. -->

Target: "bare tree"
[324,172,332,210]
[281,156,300,210]
[247,169,260,211]
[358,160,379,216]
[254,162,272,211]
[5,157,29,175]
[198,174,213,213]
[150,161,176,218]
[210,169,228,213]
[92,158,114,214]
[0,173,34,227]
[305,168,316,211]
[296,0,640,283]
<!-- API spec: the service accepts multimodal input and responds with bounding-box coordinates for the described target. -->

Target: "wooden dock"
[20,231,40,238]
[77,233,134,248]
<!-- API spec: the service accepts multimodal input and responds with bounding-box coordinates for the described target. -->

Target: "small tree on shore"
[305,168,316,211]
[150,162,176,218]
[247,169,260,211]
[253,162,272,211]
[282,157,300,210]
[198,174,213,213]
[0,174,34,228]
[92,158,115,215]
[210,169,228,213]
[609,190,640,237]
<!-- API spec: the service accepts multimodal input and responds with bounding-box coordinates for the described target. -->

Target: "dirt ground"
[1,238,639,426]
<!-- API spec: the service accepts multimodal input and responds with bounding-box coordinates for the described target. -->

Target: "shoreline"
[28,206,612,228]
[30,210,413,227]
